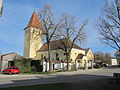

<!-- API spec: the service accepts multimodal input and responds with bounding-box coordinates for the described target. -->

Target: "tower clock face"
[32,29,40,35]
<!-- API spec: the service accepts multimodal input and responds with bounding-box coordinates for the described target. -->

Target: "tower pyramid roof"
[25,11,42,30]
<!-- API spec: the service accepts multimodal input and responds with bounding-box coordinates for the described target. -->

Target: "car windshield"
[5,67,18,69]
[13,67,18,69]
[6,67,11,69]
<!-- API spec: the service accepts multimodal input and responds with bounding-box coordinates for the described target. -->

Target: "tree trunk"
[75,59,77,70]
[47,42,52,71]
[118,50,120,66]
[46,61,47,72]
[66,53,70,70]
[62,62,64,71]
[91,60,93,69]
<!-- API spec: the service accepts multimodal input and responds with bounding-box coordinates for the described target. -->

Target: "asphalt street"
[0,66,119,88]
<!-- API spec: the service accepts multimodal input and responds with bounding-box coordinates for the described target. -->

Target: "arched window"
[56,53,59,61]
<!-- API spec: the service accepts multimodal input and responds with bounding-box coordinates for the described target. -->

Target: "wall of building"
[42,61,72,72]
[86,49,94,60]
[70,48,85,60]
[77,56,88,67]
[23,28,30,58]
[36,48,85,61]
[24,27,42,58]
[36,49,66,60]
[111,58,118,65]
[1,53,17,71]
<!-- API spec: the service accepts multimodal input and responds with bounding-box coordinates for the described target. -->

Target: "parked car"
[2,66,20,75]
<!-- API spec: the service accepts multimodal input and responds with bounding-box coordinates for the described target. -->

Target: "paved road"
[0,67,119,88]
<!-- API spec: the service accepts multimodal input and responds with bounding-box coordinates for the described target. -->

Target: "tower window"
[25,31,27,34]
[33,29,35,33]
[35,29,40,33]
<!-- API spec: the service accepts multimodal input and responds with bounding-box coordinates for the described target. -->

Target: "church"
[23,11,94,71]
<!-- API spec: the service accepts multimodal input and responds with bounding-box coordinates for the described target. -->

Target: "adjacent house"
[110,57,118,66]
[0,52,21,71]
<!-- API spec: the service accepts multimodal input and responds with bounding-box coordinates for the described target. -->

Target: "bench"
[113,73,120,79]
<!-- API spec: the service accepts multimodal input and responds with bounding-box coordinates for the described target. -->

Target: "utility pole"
[0,0,3,17]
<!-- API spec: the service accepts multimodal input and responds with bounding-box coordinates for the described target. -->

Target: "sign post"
[0,0,3,17]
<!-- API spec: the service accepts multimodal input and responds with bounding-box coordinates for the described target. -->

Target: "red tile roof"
[37,38,84,52]
[25,12,42,30]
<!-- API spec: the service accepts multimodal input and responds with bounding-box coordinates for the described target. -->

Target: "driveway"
[0,67,119,88]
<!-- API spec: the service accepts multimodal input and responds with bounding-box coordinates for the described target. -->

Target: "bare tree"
[97,0,120,54]
[38,5,60,71]
[55,13,87,70]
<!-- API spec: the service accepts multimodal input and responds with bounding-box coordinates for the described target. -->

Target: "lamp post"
[0,0,3,17]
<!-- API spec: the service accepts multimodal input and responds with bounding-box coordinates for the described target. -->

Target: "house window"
[56,53,58,56]
[70,59,73,61]
[44,56,46,60]
[56,53,59,61]
[64,53,66,55]
[41,54,43,59]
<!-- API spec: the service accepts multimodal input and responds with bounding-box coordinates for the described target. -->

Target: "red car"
[2,66,20,74]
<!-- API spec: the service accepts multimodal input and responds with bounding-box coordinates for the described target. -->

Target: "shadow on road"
[102,65,120,69]
[0,74,112,88]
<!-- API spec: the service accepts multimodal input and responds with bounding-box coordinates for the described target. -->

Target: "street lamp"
[0,0,3,17]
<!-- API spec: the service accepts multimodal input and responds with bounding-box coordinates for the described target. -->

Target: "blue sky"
[0,0,115,56]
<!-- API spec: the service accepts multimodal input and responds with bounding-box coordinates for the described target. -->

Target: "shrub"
[14,58,31,73]
[31,66,36,72]
[93,64,102,69]
[88,67,92,69]
[78,66,86,70]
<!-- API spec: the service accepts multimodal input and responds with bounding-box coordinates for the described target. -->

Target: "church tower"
[24,11,42,58]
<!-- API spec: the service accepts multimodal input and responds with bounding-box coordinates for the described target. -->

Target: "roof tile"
[37,38,84,52]
[25,12,42,30]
